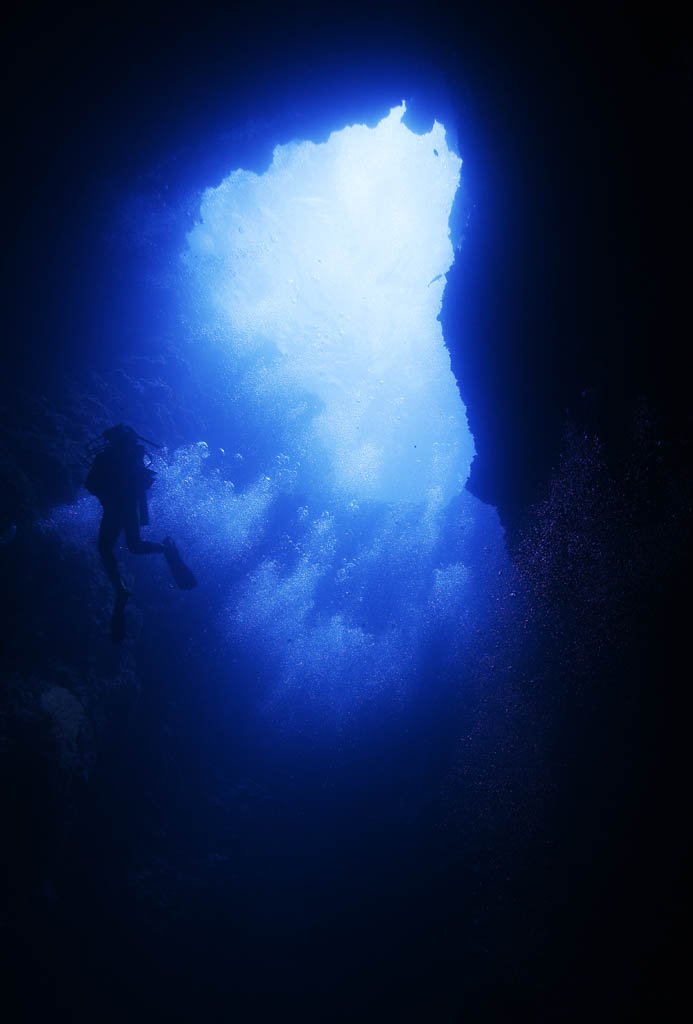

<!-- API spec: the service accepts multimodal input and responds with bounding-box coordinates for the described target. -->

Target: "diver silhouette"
[85,424,196,643]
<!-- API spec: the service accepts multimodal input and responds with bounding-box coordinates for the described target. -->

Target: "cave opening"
[141,102,509,717]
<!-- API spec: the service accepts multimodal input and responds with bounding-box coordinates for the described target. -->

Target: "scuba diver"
[85,424,196,643]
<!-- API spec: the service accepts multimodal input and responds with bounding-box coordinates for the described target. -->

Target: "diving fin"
[163,537,197,590]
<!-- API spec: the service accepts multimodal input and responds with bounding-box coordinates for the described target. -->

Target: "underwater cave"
[3,10,688,1019]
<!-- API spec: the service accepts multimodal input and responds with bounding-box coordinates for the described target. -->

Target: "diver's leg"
[123,506,164,555]
[98,509,128,596]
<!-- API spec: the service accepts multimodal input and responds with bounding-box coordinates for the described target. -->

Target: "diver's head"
[103,424,138,450]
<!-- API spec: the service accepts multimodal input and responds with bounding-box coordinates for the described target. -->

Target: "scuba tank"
[85,424,161,507]
[86,424,162,458]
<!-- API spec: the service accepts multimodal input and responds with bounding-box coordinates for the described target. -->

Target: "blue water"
[46,104,511,725]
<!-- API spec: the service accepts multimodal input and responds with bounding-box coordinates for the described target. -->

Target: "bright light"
[186,103,474,503]
[48,105,510,714]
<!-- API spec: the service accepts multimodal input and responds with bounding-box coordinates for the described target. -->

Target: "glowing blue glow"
[47,105,511,720]
[185,104,474,503]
